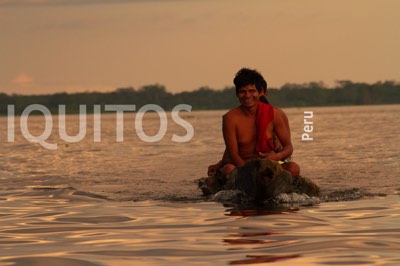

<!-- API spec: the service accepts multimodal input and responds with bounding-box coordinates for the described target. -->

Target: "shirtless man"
[208,68,299,177]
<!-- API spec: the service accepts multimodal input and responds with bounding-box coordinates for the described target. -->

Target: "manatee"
[198,158,320,202]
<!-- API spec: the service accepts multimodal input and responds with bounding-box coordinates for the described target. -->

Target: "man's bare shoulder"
[271,106,287,130]
[223,106,242,120]
[273,106,283,114]
[273,106,288,120]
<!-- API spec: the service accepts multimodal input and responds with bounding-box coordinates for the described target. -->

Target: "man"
[208,68,300,177]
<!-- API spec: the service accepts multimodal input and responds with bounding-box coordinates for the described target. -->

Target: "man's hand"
[258,151,281,161]
[207,161,222,176]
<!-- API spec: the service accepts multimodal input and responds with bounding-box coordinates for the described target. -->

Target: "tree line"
[0,80,399,115]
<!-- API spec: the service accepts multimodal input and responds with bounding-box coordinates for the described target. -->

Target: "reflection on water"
[225,207,299,217]
[1,195,399,265]
[229,254,301,265]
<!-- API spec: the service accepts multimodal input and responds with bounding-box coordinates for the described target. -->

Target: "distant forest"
[1,80,399,115]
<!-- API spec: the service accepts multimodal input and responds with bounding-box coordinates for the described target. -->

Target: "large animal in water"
[199,159,320,202]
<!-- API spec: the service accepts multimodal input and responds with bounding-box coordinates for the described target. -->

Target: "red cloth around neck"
[255,102,275,153]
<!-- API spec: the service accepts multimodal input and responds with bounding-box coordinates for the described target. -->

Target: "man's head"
[233,68,267,95]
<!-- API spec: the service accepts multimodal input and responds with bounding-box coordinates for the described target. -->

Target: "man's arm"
[273,110,293,160]
[272,108,291,154]
[278,108,291,137]
[207,149,229,176]
[263,110,293,161]
[223,114,246,166]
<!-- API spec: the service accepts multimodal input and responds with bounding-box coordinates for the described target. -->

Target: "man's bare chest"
[235,116,274,144]
[235,118,257,145]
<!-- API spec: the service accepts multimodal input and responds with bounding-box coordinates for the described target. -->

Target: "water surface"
[1,105,399,265]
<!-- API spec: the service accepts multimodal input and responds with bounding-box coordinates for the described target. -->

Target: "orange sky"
[1,0,399,94]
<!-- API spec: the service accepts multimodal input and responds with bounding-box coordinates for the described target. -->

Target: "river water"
[0,104,399,265]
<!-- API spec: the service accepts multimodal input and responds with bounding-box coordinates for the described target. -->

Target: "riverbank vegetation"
[1,80,399,115]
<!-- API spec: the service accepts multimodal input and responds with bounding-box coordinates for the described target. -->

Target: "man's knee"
[221,164,236,175]
[283,162,300,177]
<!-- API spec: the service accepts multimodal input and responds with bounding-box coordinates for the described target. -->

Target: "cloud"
[12,73,35,87]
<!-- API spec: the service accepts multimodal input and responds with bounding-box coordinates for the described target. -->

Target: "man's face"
[237,84,260,108]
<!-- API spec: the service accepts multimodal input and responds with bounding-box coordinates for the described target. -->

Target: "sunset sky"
[1,0,399,95]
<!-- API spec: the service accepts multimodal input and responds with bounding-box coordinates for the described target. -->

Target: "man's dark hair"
[258,75,269,104]
[233,68,268,94]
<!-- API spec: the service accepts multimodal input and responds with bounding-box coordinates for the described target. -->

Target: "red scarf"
[255,102,275,153]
